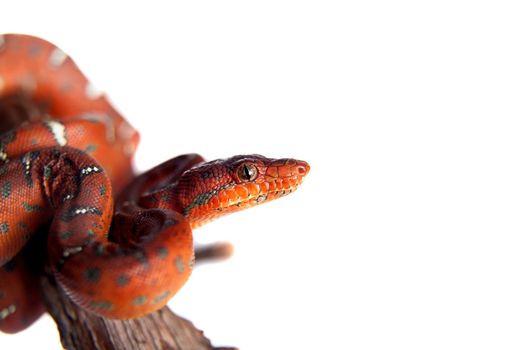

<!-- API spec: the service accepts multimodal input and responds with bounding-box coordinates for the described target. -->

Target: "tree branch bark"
[40,272,236,350]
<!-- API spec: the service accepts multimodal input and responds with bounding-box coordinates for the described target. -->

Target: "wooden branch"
[40,272,237,350]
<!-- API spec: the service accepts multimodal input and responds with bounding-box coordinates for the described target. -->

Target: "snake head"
[174,155,310,227]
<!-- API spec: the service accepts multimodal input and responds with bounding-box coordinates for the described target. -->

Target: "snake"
[0,34,309,333]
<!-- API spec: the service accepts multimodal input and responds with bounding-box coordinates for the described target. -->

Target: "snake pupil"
[239,163,257,182]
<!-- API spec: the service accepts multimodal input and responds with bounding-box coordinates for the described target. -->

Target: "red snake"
[0,34,309,333]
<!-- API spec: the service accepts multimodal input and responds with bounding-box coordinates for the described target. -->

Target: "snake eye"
[237,163,258,182]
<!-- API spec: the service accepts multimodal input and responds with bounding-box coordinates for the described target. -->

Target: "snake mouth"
[249,176,305,205]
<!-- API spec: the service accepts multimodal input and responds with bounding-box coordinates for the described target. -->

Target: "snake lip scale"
[0,33,309,334]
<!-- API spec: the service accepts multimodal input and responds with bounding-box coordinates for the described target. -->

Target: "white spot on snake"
[0,304,16,320]
[49,48,68,67]
[80,165,101,176]
[118,123,136,141]
[21,75,37,93]
[62,246,83,257]
[80,113,116,143]
[45,120,67,146]
[153,290,171,304]
[85,82,103,100]
[175,256,185,273]
[124,142,136,156]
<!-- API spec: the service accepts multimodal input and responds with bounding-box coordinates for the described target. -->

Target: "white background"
[1,1,525,349]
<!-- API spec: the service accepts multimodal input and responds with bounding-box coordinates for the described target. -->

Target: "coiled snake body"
[0,34,309,334]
